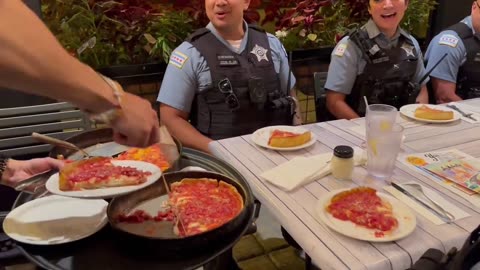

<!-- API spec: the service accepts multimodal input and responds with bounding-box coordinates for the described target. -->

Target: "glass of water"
[366,123,404,182]
[365,104,398,133]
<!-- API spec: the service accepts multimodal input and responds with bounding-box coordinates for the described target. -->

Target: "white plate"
[316,189,416,242]
[46,160,162,199]
[3,195,107,245]
[399,104,460,123]
[251,125,316,151]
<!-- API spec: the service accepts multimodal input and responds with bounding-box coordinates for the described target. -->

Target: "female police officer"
[157,0,300,153]
[325,0,429,119]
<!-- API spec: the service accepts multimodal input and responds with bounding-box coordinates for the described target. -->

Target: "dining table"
[208,98,480,270]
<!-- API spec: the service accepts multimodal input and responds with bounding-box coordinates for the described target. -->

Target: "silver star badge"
[250,44,269,62]
[400,43,415,57]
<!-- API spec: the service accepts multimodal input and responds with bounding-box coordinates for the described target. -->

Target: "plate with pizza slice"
[316,187,416,242]
[46,157,162,199]
[400,104,460,123]
[251,125,316,151]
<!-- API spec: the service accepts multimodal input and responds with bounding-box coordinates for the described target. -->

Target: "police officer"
[325,0,429,119]
[424,2,480,104]
[157,0,300,153]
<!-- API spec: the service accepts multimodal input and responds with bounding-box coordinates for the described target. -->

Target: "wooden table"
[209,99,480,270]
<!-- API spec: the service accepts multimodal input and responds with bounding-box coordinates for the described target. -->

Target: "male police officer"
[157,0,300,153]
[425,1,480,104]
[325,0,429,119]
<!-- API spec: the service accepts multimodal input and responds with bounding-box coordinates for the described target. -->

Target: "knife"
[391,182,454,223]
[446,104,477,121]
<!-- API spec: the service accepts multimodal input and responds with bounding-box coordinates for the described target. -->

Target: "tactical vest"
[346,29,419,116]
[187,25,292,140]
[447,22,480,99]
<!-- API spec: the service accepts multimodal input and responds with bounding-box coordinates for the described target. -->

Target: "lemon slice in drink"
[368,139,378,156]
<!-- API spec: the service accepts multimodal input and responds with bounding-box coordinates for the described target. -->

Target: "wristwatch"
[0,157,9,180]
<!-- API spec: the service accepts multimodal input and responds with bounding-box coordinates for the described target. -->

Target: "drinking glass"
[366,123,404,182]
[365,104,398,134]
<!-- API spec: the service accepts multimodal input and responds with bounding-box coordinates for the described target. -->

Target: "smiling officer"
[325,0,429,119]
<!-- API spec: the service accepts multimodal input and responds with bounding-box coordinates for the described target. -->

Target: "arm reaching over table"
[0,1,159,147]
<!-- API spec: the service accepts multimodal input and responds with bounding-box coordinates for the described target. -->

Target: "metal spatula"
[158,126,180,166]
[31,132,91,158]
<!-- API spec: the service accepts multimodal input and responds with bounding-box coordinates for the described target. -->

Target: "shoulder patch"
[334,43,348,57]
[438,34,459,48]
[169,51,189,69]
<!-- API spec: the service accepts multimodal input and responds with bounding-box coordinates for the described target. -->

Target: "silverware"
[31,132,91,158]
[402,183,456,220]
[446,104,477,121]
[391,182,455,223]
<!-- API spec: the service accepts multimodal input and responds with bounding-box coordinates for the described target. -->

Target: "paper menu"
[424,159,480,193]
[400,149,479,195]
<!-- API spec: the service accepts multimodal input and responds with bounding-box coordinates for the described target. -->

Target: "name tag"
[372,56,389,64]
[217,55,239,66]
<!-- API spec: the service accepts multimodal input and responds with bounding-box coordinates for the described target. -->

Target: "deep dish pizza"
[169,178,244,237]
[117,178,244,237]
[326,187,398,237]
[59,157,152,191]
[115,144,171,171]
[268,129,312,148]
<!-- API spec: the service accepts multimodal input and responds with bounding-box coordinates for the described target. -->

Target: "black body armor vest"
[187,25,292,140]
[346,29,419,116]
[447,22,480,99]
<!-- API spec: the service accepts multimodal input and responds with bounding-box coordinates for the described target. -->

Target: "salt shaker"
[331,145,354,180]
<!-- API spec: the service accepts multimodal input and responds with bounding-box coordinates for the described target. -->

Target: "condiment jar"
[331,145,354,180]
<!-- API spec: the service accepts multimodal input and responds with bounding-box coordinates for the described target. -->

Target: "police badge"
[250,44,269,62]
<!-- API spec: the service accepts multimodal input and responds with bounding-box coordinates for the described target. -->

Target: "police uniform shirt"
[424,16,474,83]
[325,19,428,95]
[157,21,296,113]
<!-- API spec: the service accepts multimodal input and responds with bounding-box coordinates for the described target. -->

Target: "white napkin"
[260,147,366,191]
[384,182,470,225]
[447,102,480,124]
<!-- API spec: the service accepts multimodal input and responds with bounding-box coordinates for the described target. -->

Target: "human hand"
[415,89,429,104]
[111,92,160,147]
[2,158,64,186]
[293,113,303,126]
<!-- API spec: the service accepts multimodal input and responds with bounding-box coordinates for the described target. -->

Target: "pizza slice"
[169,178,244,237]
[59,157,152,191]
[326,187,398,237]
[268,129,312,148]
[414,105,453,120]
[115,144,170,171]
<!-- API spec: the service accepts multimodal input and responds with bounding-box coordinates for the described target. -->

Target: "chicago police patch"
[438,34,459,48]
[334,43,347,57]
[169,51,188,69]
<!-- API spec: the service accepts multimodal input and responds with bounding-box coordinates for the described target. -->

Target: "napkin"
[260,147,366,191]
[447,102,480,124]
[384,182,470,225]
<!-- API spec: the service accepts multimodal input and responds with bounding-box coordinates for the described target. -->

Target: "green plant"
[42,0,193,68]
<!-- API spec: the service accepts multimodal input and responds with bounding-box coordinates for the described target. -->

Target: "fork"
[446,104,477,121]
[403,183,455,221]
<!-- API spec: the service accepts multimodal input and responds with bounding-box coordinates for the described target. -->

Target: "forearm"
[162,116,213,154]
[437,92,462,104]
[290,87,302,124]
[327,99,359,120]
[0,1,117,113]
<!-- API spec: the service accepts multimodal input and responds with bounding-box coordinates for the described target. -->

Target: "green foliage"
[42,0,193,69]
[270,0,437,51]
